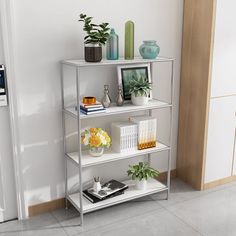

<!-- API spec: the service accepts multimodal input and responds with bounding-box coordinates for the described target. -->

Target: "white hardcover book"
[135,125,138,149]
[145,120,148,145]
[122,127,127,152]
[127,126,130,151]
[153,119,157,142]
[129,126,132,151]
[121,128,124,150]
[124,126,127,151]
[112,122,138,153]
[129,115,157,149]
[127,126,129,151]
[132,126,136,150]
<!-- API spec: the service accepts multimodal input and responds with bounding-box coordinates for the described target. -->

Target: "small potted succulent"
[81,128,111,157]
[127,162,159,190]
[129,76,152,106]
[79,14,110,62]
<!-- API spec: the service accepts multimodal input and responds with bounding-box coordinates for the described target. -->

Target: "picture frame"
[117,63,152,101]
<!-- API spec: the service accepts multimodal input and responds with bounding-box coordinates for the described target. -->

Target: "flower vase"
[89,147,104,157]
[139,40,160,59]
[125,21,134,60]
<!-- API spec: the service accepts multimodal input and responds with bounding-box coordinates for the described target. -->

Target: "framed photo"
[117,63,152,101]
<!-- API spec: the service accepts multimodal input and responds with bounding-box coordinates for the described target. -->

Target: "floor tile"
[150,178,218,207]
[0,213,61,234]
[0,220,24,234]
[2,178,236,236]
[167,188,236,236]
[0,228,67,236]
[55,196,162,235]
[19,228,67,236]
[79,208,202,236]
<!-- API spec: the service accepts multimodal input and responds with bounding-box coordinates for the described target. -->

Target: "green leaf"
[127,162,159,180]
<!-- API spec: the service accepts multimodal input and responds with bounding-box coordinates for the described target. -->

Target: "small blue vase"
[139,40,160,59]
[106,28,119,60]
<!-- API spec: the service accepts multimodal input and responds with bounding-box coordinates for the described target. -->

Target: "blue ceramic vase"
[139,40,160,59]
[106,28,119,60]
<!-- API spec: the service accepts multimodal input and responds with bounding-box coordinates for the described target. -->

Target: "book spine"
[153,118,157,146]
[82,193,94,203]
[111,123,121,152]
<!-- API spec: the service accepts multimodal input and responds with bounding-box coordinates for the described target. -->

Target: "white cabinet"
[206,0,236,183]
[204,96,236,183]
[211,0,236,98]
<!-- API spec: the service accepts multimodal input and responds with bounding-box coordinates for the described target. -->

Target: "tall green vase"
[125,21,134,60]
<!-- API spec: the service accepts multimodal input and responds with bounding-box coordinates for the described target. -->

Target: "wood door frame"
[176,0,217,190]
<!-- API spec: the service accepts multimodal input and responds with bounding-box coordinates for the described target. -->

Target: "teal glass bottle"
[125,21,134,60]
[106,28,119,60]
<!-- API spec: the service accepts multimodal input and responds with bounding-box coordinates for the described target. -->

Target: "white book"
[111,122,138,153]
[129,115,157,149]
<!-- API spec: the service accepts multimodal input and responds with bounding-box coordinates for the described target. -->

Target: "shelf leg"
[167,149,171,200]
[60,63,69,210]
[167,60,174,200]
[65,157,68,210]
[76,67,84,226]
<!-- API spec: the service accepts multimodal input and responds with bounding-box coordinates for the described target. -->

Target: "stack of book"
[129,115,157,150]
[79,102,105,115]
[111,122,138,153]
[83,179,128,203]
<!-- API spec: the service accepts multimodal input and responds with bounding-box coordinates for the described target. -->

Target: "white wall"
[10,0,183,217]
[0,14,17,221]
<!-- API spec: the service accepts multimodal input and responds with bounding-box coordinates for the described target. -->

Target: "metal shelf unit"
[60,57,174,226]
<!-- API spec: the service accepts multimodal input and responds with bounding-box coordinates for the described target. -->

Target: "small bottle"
[102,85,111,108]
[116,86,124,106]
[106,28,119,60]
[125,21,134,60]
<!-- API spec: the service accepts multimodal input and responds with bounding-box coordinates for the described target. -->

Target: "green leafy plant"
[127,162,159,181]
[79,13,110,45]
[129,76,152,97]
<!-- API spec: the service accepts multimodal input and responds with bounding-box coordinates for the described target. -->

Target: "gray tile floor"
[1,178,236,236]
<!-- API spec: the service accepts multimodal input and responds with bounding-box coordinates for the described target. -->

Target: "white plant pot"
[131,94,149,106]
[136,180,147,190]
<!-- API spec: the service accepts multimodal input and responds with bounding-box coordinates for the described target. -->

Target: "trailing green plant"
[127,162,159,181]
[129,76,152,97]
[79,13,110,45]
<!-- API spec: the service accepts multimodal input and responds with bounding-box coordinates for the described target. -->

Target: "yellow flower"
[103,131,111,144]
[81,128,111,148]
[89,127,98,134]
[89,134,102,147]
[81,136,85,144]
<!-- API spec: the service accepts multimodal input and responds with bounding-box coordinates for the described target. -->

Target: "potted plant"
[81,128,111,157]
[127,162,159,190]
[79,14,110,62]
[129,76,152,106]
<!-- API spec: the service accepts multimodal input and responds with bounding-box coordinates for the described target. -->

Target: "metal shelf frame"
[60,57,175,226]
